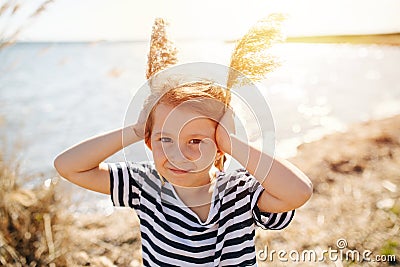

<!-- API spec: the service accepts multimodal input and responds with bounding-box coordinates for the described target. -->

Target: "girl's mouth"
[168,168,190,175]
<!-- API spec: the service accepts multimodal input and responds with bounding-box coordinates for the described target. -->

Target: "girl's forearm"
[228,134,313,206]
[54,125,141,177]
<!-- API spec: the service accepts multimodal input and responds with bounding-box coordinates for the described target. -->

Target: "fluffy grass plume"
[227,13,286,89]
[146,18,178,80]
[0,1,54,49]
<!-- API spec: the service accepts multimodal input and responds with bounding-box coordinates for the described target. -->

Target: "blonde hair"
[144,79,230,171]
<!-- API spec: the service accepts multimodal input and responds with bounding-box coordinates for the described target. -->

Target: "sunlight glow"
[10,0,400,42]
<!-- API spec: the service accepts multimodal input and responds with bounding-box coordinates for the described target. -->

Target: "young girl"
[54,17,312,266]
[54,77,312,266]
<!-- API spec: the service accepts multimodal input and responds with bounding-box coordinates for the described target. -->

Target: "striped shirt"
[108,161,295,267]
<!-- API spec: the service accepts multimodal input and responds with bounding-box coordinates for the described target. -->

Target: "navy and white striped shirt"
[108,161,295,267]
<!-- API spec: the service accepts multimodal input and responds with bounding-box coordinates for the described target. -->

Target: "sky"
[2,0,400,42]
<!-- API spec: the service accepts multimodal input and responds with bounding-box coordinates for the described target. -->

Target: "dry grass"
[0,144,141,266]
[0,150,72,266]
[0,1,54,49]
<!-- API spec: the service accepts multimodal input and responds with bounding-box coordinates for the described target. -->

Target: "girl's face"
[149,103,220,188]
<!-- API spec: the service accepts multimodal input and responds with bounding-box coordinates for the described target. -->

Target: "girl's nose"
[165,143,191,165]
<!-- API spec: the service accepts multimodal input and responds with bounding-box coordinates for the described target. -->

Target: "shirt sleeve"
[252,190,295,230]
[237,168,296,230]
[107,161,146,210]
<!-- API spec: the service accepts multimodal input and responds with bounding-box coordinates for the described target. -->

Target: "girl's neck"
[173,178,216,208]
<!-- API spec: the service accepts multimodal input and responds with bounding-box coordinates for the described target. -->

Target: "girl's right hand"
[132,106,149,140]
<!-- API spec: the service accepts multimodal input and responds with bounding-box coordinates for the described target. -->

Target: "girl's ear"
[214,150,226,171]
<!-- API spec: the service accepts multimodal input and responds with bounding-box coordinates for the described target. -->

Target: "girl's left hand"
[215,107,236,154]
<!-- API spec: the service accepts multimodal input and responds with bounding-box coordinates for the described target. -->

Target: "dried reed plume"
[227,13,286,89]
[0,0,54,49]
[146,18,178,80]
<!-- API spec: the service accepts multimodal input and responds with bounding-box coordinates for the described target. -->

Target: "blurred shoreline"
[286,32,400,46]
[1,113,399,265]
[5,32,400,46]
[225,32,400,46]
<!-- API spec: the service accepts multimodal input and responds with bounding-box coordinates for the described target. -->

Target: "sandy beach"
[1,114,399,266]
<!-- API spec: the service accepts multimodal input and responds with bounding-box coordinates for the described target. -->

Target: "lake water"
[1,41,399,212]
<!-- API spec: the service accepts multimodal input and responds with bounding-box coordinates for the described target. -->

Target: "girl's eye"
[189,139,202,144]
[160,137,172,143]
